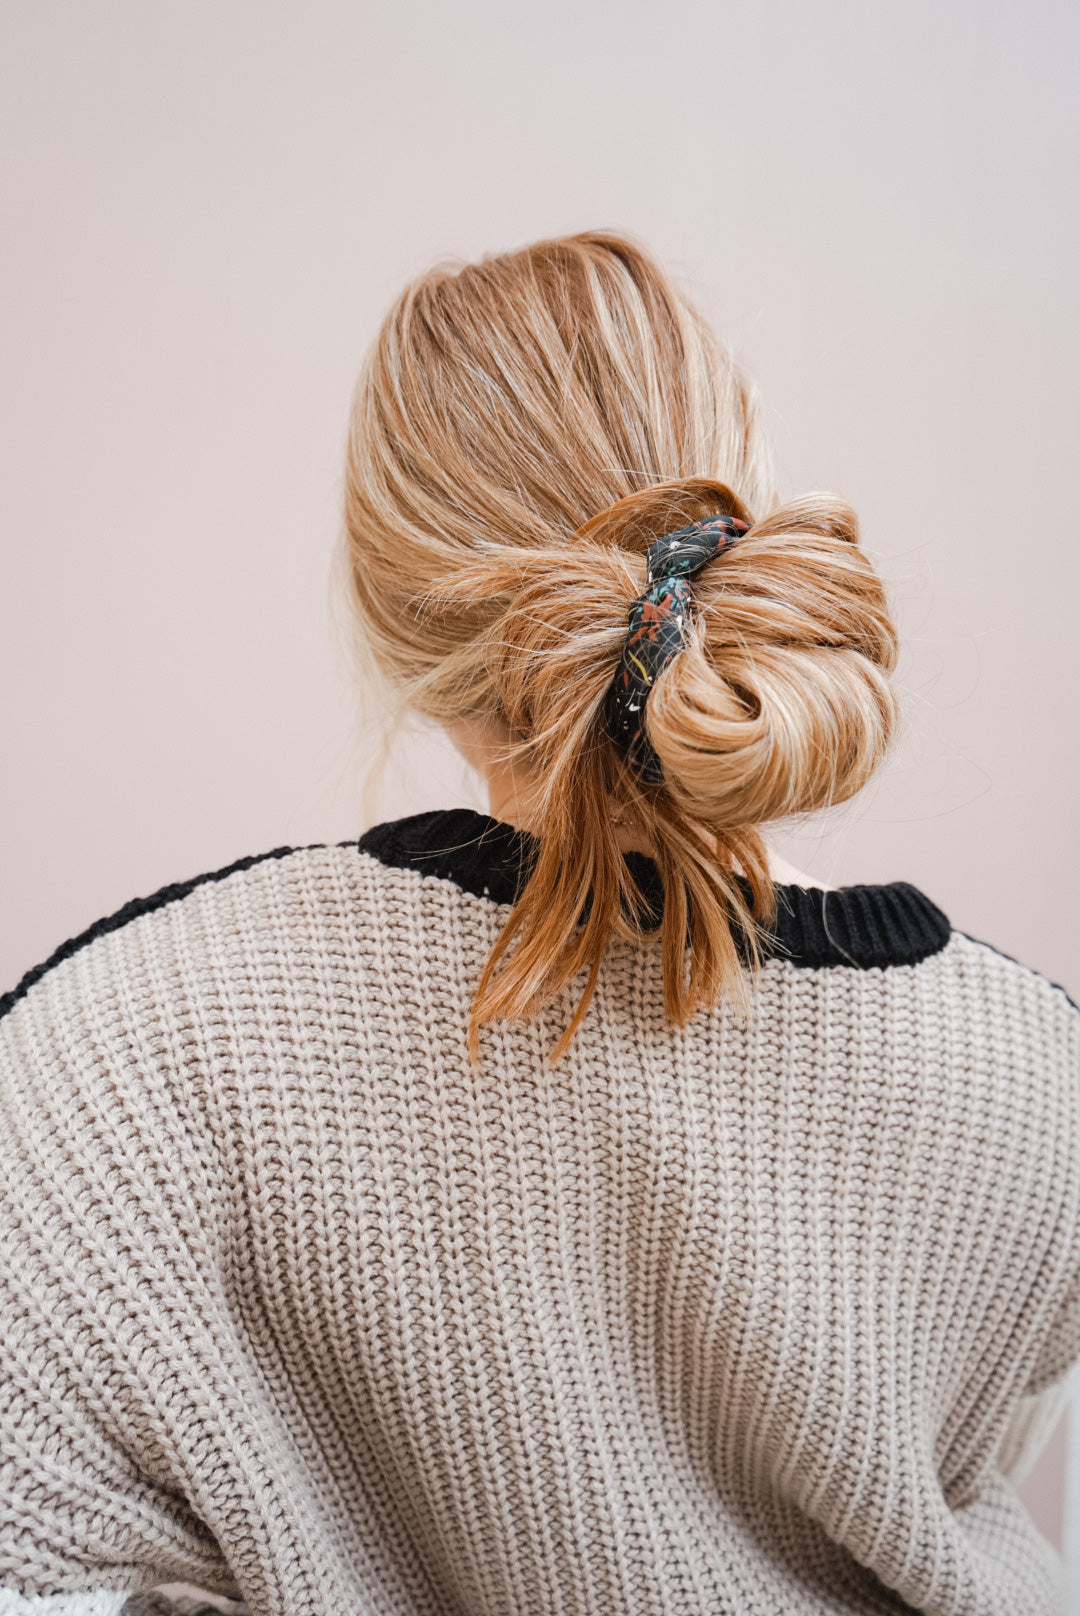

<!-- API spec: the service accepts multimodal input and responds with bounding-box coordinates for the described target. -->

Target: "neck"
[486,774,657,859]
[447,716,833,891]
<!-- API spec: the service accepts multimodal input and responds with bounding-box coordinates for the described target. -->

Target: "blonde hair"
[343,232,898,1059]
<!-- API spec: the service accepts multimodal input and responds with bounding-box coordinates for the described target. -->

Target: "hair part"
[343,232,899,1061]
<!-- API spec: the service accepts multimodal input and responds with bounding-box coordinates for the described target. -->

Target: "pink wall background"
[2,0,1077,1557]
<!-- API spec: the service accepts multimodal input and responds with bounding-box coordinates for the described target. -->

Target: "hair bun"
[574,477,753,556]
[644,490,898,826]
[342,229,899,1060]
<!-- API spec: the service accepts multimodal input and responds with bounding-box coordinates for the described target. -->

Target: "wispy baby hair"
[343,232,898,1059]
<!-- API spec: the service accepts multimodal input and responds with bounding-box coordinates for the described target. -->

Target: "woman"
[1,232,1078,1616]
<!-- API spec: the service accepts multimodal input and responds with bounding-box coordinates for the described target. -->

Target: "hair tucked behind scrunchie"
[342,232,898,1061]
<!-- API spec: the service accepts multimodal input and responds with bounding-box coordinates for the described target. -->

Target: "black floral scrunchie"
[605,512,749,783]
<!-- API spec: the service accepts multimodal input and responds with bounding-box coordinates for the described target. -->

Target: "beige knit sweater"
[1,809,1079,1616]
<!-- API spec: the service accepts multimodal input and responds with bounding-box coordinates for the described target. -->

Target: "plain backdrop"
[2,0,1077,1558]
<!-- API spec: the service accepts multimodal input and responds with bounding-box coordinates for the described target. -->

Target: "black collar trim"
[0,813,953,1028]
[358,809,952,972]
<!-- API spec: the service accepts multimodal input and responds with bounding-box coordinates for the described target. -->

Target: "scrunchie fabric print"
[605,512,749,783]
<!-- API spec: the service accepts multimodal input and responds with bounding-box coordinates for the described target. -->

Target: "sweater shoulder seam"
[956,931,1079,1015]
[0,842,349,1025]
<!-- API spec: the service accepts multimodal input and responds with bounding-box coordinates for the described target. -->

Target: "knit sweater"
[1,808,1079,1616]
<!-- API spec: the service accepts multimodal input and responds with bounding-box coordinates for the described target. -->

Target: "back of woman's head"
[343,232,898,1059]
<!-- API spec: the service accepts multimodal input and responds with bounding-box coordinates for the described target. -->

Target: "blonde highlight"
[343,232,899,1060]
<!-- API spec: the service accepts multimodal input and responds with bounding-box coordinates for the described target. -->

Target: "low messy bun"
[343,233,899,1059]
[643,487,898,827]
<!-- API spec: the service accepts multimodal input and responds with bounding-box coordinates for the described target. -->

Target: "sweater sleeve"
[0,971,236,1601]
[1026,1260,1080,1395]
[0,1593,129,1615]
[992,1255,1080,1485]
[997,1360,1080,1485]
[0,1593,250,1616]
[993,1009,1080,1484]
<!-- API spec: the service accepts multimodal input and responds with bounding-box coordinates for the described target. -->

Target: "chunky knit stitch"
[1,810,1078,1616]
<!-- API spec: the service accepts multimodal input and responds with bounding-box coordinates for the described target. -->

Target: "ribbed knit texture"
[2,813,1079,1616]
